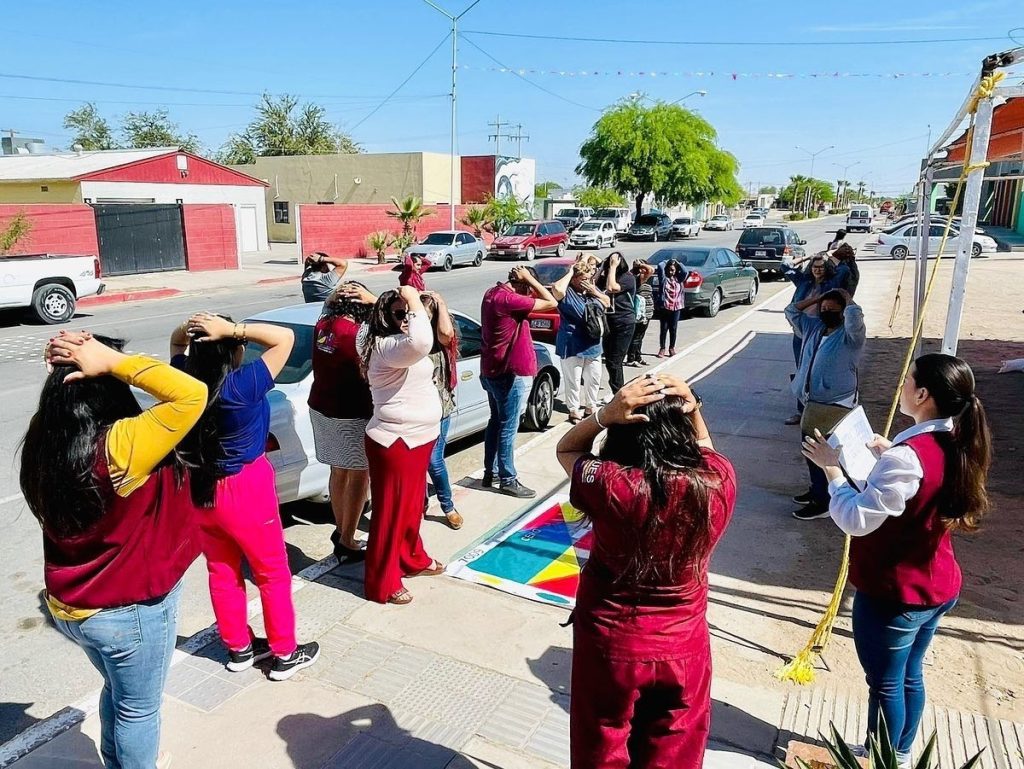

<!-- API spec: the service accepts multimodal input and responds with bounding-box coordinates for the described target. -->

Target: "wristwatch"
[691,389,703,409]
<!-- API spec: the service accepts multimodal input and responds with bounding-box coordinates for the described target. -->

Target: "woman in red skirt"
[556,373,737,769]
[359,285,443,604]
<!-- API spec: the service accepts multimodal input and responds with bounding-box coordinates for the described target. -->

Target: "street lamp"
[833,161,860,208]
[423,0,484,229]
[795,144,834,213]
[671,90,707,105]
[629,90,708,105]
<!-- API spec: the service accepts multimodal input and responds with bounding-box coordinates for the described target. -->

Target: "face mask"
[820,310,842,328]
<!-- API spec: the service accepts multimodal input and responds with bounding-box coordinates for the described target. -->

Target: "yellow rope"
[775,75,995,684]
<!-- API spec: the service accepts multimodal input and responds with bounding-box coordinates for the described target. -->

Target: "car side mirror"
[798,239,807,245]
[742,260,752,268]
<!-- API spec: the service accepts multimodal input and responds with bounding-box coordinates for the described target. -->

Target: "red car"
[524,257,576,343]
[488,220,569,261]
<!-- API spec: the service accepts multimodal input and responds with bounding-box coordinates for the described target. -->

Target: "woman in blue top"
[551,257,610,423]
[172,312,320,682]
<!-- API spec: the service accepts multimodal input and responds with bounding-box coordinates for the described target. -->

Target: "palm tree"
[460,206,487,238]
[856,181,867,202]
[367,231,393,265]
[387,195,432,237]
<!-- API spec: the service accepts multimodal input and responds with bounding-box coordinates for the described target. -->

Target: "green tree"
[576,99,742,220]
[367,231,394,265]
[460,206,487,237]
[121,109,201,153]
[387,196,432,237]
[0,211,33,254]
[572,185,626,209]
[777,175,834,211]
[758,185,778,195]
[218,93,360,164]
[482,194,529,236]
[534,180,561,199]
[63,103,118,151]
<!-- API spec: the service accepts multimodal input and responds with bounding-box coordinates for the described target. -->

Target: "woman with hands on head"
[172,312,321,682]
[595,251,637,394]
[556,373,737,769]
[21,330,208,769]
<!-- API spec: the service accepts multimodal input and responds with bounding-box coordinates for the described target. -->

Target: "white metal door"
[237,205,260,253]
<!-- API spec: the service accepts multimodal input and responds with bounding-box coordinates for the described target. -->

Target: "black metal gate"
[93,204,186,276]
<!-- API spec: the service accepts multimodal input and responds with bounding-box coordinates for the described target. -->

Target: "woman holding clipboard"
[802,353,992,766]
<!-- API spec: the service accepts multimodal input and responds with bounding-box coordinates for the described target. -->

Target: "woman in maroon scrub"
[556,373,737,769]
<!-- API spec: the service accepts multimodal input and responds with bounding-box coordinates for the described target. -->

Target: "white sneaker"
[157,752,173,769]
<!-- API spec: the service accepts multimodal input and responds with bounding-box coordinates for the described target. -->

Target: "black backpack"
[583,300,607,340]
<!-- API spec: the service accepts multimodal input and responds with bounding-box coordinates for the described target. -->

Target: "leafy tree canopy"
[63,103,117,151]
[121,109,201,154]
[572,185,626,209]
[777,175,835,208]
[534,180,561,199]
[758,185,778,195]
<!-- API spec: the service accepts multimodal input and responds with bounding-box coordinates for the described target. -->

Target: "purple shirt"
[480,283,538,378]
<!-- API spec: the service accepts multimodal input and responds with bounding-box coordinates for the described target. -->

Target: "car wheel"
[971,242,982,257]
[522,371,555,431]
[703,288,722,318]
[31,283,76,324]
[892,245,909,260]
[742,279,758,305]
[443,254,454,271]
[473,251,483,266]
[525,246,536,261]
[556,242,567,257]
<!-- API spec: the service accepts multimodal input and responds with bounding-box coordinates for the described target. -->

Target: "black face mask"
[820,310,843,328]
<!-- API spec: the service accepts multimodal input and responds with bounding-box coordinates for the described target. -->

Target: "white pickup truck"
[0,254,105,324]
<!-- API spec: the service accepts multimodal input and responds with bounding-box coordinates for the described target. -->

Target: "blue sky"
[4,1,1022,198]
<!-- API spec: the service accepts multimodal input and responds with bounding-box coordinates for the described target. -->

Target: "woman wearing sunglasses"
[358,286,443,604]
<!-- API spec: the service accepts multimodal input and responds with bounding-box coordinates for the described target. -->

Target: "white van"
[593,207,633,232]
[847,205,873,232]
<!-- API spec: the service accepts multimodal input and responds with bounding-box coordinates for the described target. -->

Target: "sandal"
[445,510,464,530]
[412,560,445,577]
[387,589,413,605]
[568,412,583,424]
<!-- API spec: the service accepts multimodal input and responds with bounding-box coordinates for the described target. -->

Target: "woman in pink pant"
[172,312,320,681]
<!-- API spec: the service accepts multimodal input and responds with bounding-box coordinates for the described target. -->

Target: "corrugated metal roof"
[0,147,177,181]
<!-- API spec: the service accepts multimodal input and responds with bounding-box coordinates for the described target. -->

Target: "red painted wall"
[182,204,238,271]
[299,204,492,257]
[460,155,496,204]
[79,152,266,187]
[0,204,99,256]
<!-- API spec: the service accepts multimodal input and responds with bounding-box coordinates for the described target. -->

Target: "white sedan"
[741,213,765,229]
[705,215,734,231]
[240,303,562,504]
[404,230,486,271]
[670,217,702,239]
[875,223,998,259]
[569,220,617,248]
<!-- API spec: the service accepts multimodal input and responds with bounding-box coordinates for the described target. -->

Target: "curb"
[256,275,301,286]
[78,288,181,308]
[365,262,398,273]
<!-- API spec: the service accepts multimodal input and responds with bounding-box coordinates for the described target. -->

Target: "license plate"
[755,250,767,256]
[530,319,552,330]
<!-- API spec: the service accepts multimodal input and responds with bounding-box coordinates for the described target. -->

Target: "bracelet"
[593,407,607,429]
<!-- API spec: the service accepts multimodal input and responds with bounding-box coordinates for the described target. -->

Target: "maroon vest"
[849,433,962,606]
[43,436,201,609]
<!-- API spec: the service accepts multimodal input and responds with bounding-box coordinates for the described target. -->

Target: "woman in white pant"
[552,258,610,423]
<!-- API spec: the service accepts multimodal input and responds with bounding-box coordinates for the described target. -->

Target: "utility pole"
[423,0,484,228]
[487,114,512,157]
[511,123,529,160]
[796,144,834,213]
[833,161,860,210]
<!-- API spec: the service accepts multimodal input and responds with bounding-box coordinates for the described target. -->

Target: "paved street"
[0,215,864,748]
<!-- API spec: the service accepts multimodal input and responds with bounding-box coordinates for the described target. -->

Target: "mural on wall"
[495,156,535,207]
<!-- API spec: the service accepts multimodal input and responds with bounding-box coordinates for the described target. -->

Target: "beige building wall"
[230,152,460,242]
[420,152,461,206]
[0,181,82,203]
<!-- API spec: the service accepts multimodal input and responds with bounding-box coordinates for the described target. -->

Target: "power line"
[461,29,1010,47]
[349,32,452,131]
[459,35,601,112]
[0,92,447,109]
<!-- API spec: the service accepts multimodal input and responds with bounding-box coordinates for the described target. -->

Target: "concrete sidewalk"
[984,225,1024,252]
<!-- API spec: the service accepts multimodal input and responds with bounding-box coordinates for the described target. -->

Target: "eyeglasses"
[391,308,408,321]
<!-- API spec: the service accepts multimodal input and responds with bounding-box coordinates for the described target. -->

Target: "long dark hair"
[421,293,459,391]
[596,251,628,290]
[323,281,372,324]
[911,353,992,531]
[175,316,245,508]
[20,336,142,537]
[360,289,403,377]
[597,395,719,586]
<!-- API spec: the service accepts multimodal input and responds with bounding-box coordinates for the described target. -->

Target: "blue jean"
[481,374,533,484]
[852,591,957,754]
[51,581,182,769]
[428,415,455,513]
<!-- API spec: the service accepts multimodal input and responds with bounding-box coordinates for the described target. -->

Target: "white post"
[449,17,457,229]
[912,169,932,341]
[294,204,303,265]
[941,96,994,355]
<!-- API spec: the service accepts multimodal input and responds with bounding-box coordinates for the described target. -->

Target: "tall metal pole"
[449,16,457,228]
[796,145,833,214]
[913,168,932,355]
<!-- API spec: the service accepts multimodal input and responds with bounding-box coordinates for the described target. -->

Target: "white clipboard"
[826,406,878,491]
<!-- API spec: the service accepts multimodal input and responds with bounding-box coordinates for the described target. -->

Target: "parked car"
[569,220,617,249]
[626,212,673,241]
[735,226,806,274]
[647,247,759,318]
[705,214,734,231]
[875,223,996,259]
[846,204,874,232]
[670,217,702,239]
[525,257,576,343]
[403,230,485,271]
[0,253,105,324]
[488,220,569,261]
[592,207,633,232]
[233,303,562,504]
[553,207,593,232]
[741,212,765,229]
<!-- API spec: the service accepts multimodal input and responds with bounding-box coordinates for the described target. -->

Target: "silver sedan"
[404,230,486,271]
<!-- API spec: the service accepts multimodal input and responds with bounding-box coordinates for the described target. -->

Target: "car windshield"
[420,233,454,245]
[712,216,728,221]
[738,228,787,246]
[635,215,659,226]
[503,224,536,237]
[577,222,601,231]
[673,218,691,224]
[556,209,580,217]
[533,263,572,285]
[745,214,762,220]
[648,249,711,267]
[594,208,619,218]
[241,321,314,385]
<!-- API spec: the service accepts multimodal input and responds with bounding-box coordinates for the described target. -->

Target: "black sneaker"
[330,530,367,565]
[269,641,320,682]
[481,472,494,488]
[499,480,537,499]
[792,503,830,521]
[792,490,815,505]
[226,637,273,672]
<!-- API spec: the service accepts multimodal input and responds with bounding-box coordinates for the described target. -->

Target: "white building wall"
[79,181,269,252]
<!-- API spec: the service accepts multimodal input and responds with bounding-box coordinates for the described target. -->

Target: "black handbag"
[583,300,607,339]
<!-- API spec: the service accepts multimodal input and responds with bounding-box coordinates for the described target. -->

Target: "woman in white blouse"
[803,354,991,766]
[359,286,443,605]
